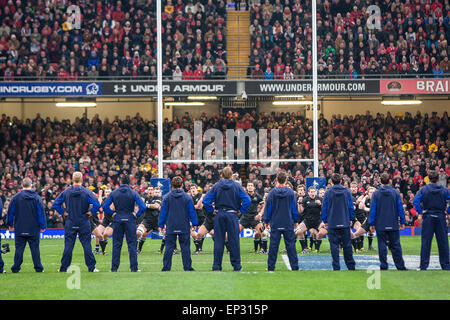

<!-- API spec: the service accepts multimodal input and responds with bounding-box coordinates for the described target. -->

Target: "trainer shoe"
[156,250,163,254]
[193,250,201,255]
[93,250,101,255]
[1,243,10,253]
[280,249,287,253]
[102,252,109,256]
[301,248,309,254]
[91,268,100,273]
[137,249,142,254]
[368,246,375,251]
[0,270,5,274]
[259,249,267,254]
[131,269,141,272]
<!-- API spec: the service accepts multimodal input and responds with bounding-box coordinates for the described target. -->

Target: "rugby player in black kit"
[297,186,323,253]
[92,187,114,255]
[137,186,162,254]
[190,185,207,254]
[239,182,266,253]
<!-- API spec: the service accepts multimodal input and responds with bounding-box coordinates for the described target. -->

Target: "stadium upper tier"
[248,0,450,79]
[0,0,448,81]
[0,0,228,81]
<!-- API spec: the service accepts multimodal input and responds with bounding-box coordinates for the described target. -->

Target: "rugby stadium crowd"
[0,0,228,81]
[0,110,448,228]
[0,0,450,80]
[248,0,450,79]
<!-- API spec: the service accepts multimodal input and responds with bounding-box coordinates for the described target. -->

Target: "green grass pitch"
[0,236,449,300]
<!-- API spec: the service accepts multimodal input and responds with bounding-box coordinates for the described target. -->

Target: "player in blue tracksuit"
[0,196,4,273]
[102,175,146,272]
[321,174,355,271]
[158,176,198,271]
[6,178,46,273]
[413,171,450,271]
[369,173,406,270]
[52,172,101,272]
[264,171,299,271]
[203,167,251,271]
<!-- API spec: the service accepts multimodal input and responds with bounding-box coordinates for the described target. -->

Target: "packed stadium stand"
[249,0,450,78]
[0,0,228,80]
[0,111,449,228]
[0,0,449,80]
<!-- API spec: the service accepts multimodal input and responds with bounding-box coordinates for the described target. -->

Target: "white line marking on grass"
[281,255,292,270]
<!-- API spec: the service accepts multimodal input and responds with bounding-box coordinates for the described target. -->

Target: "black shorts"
[355,212,368,224]
[304,218,321,231]
[240,214,260,229]
[101,214,114,229]
[360,217,370,232]
[197,211,205,226]
[203,214,214,232]
[90,215,100,232]
[140,213,159,232]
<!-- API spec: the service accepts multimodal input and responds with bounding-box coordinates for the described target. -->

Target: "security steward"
[158,176,198,271]
[264,171,299,271]
[102,175,146,272]
[369,173,406,270]
[413,170,450,271]
[203,167,251,271]
[53,172,101,272]
[7,178,46,273]
[321,173,356,271]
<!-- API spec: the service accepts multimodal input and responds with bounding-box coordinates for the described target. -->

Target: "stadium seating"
[249,0,450,78]
[0,0,228,81]
[0,111,448,228]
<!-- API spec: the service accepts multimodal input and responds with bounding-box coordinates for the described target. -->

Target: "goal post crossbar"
[162,159,314,164]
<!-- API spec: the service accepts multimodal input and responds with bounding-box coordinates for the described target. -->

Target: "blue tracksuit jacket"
[321,184,354,229]
[369,185,405,231]
[264,186,299,230]
[158,189,198,234]
[202,179,251,214]
[7,189,46,236]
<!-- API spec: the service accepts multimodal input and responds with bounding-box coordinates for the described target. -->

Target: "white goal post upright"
[312,0,319,177]
[157,0,163,178]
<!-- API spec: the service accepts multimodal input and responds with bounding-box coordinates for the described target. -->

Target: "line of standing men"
[0,169,448,273]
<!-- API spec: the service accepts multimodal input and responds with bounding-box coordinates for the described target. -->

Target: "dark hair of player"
[429,170,439,183]
[331,173,341,185]
[380,173,390,185]
[172,176,183,188]
[121,175,130,185]
[276,171,287,184]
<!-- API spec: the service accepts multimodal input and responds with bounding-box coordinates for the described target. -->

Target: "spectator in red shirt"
[182,65,194,80]
[57,67,68,81]
[193,64,204,80]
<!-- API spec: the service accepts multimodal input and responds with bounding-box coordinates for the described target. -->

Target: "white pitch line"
[281,255,292,270]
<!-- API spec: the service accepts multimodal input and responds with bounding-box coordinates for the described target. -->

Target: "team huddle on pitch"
[2,168,449,273]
